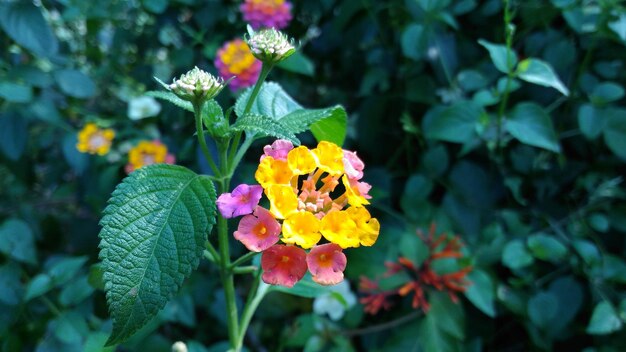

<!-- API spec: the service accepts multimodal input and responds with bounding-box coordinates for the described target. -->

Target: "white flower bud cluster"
[169,66,225,102]
[246,28,296,64]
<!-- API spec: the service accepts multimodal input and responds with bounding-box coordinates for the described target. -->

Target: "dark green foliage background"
[1,0,626,351]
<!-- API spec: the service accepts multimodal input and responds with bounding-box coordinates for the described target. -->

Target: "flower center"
[281,255,290,263]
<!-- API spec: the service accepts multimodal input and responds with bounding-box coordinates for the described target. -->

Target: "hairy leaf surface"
[99,164,216,345]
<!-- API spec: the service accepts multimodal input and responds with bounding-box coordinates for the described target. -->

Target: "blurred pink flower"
[214,38,262,91]
[240,0,293,30]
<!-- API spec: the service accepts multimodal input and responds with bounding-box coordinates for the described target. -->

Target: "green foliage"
[235,82,348,145]
[505,102,561,152]
[99,164,216,345]
[230,113,298,144]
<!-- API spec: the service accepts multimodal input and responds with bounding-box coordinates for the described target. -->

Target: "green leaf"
[0,2,58,57]
[590,82,624,104]
[423,101,483,143]
[464,269,496,317]
[478,39,518,74]
[54,69,96,99]
[516,58,569,96]
[24,274,53,301]
[62,133,90,175]
[0,112,28,161]
[271,273,331,298]
[587,301,623,335]
[48,256,89,286]
[277,52,315,76]
[0,218,36,265]
[98,164,216,345]
[603,108,626,160]
[143,0,168,14]
[418,292,464,352]
[502,239,534,270]
[578,104,605,140]
[401,174,433,214]
[528,291,559,330]
[231,114,298,144]
[53,311,90,344]
[548,277,583,333]
[0,82,33,103]
[527,233,568,261]
[235,82,347,145]
[401,24,429,60]
[308,108,348,146]
[146,90,193,112]
[59,276,95,307]
[505,102,561,153]
[0,263,23,306]
[235,82,302,119]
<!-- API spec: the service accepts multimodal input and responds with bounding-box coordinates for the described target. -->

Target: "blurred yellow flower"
[76,123,115,155]
[125,140,175,173]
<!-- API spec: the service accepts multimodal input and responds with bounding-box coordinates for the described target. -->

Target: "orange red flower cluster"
[360,224,472,314]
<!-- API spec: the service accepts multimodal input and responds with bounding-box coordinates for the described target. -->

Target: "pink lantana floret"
[234,206,281,252]
[217,184,263,218]
[343,150,365,180]
[261,139,294,161]
[240,0,293,30]
[261,244,307,287]
[306,243,347,286]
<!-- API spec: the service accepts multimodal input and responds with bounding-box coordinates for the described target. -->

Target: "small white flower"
[246,28,296,64]
[313,281,357,321]
[127,96,161,120]
[171,341,188,352]
[169,66,226,102]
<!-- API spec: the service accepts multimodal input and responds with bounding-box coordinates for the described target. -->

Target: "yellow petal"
[265,184,299,219]
[287,146,317,175]
[282,211,321,249]
[312,141,344,176]
[320,210,359,248]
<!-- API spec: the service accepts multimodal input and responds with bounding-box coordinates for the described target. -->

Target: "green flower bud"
[169,66,225,102]
[246,28,296,64]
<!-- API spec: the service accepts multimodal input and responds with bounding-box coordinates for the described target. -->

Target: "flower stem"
[235,275,269,350]
[193,101,220,176]
[230,252,258,270]
[228,63,274,167]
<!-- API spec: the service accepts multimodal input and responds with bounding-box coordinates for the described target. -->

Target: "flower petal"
[307,243,347,286]
[282,211,321,249]
[234,206,281,252]
[320,210,359,248]
[261,244,307,287]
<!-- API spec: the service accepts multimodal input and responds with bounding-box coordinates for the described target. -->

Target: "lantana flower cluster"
[240,0,292,30]
[125,140,176,174]
[214,38,262,91]
[217,139,380,287]
[359,224,472,314]
[76,123,115,155]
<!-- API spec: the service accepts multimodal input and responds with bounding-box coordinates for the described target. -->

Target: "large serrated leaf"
[281,106,347,145]
[231,113,299,144]
[234,82,348,145]
[98,164,216,346]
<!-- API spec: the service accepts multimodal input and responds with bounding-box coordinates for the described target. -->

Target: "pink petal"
[306,243,347,286]
[234,207,280,252]
[261,245,307,287]
[217,184,263,218]
[261,140,294,161]
[343,150,365,180]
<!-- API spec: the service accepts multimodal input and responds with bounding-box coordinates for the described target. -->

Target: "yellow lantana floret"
[76,123,115,155]
[255,156,294,188]
[281,211,321,249]
[341,175,370,207]
[312,141,344,176]
[346,206,380,246]
[265,184,299,219]
[287,146,318,175]
[320,210,359,248]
